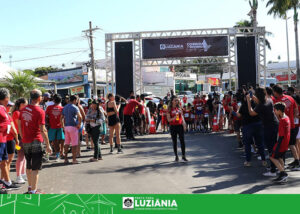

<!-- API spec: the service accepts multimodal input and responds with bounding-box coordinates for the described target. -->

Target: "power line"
[4,50,88,63]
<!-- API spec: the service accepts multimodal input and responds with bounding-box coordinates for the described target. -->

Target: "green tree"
[266,0,300,87]
[0,71,42,100]
[234,19,272,50]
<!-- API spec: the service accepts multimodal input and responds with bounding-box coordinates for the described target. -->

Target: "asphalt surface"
[9,131,300,194]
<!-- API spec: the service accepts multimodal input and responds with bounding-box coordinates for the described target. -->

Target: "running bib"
[204,113,209,118]
[295,118,299,125]
[7,124,11,134]
[184,113,189,118]
[191,115,195,119]
[197,107,202,110]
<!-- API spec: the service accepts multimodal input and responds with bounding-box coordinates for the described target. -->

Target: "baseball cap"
[7,101,14,106]
[43,92,51,98]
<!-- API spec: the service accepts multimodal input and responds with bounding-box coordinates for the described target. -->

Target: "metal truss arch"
[105,27,266,94]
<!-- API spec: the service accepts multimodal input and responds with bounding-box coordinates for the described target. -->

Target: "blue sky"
[0,0,297,70]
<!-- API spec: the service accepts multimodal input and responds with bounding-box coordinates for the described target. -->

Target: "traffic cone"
[212,115,219,132]
[149,117,156,134]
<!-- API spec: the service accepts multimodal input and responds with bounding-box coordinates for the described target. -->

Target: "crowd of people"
[0,83,300,194]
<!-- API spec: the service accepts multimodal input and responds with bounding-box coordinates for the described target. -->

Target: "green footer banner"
[0,194,299,214]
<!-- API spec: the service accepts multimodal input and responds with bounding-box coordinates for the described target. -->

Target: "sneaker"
[288,160,298,167]
[109,149,113,154]
[42,157,50,163]
[263,171,277,177]
[175,156,179,162]
[290,165,300,171]
[244,161,251,167]
[16,176,26,184]
[24,187,32,194]
[21,174,27,181]
[273,172,288,183]
[0,188,7,194]
[54,156,61,162]
[182,157,188,162]
[2,182,21,191]
[117,149,123,154]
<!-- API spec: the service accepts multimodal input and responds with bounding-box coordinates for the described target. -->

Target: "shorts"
[7,140,16,155]
[289,127,298,146]
[196,110,202,116]
[297,127,300,140]
[23,140,43,171]
[0,143,8,161]
[234,120,242,132]
[272,151,286,159]
[100,122,107,135]
[48,128,65,141]
[161,116,168,126]
[64,126,79,146]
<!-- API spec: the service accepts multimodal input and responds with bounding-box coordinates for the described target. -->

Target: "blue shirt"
[62,104,79,127]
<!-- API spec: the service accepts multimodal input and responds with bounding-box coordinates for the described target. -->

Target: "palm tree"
[266,0,300,87]
[0,71,42,100]
[235,20,272,50]
[249,0,259,28]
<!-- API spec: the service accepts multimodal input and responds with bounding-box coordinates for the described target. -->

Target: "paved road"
[10,131,300,194]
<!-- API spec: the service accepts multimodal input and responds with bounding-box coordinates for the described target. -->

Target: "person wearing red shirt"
[270,103,291,182]
[46,95,64,161]
[193,96,202,131]
[123,96,141,140]
[19,89,52,194]
[2,103,20,186]
[161,105,168,133]
[12,98,28,184]
[182,95,187,105]
[231,96,242,148]
[138,96,147,135]
[295,96,300,162]
[273,85,300,169]
[167,96,188,162]
[0,88,20,192]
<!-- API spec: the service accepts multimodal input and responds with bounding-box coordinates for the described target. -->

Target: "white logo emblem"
[160,44,166,50]
[123,197,134,209]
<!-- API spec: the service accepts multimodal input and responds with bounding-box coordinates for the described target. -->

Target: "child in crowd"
[270,102,291,182]
[190,107,196,131]
[161,104,168,133]
[202,106,209,133]
[183,105,190,133]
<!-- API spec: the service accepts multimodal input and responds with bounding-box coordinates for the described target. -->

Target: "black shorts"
[23,140,44,171]
[6,140,16,155]
[141,114,146,122]
[289,128,298,146]
[272,151,286,159]
[225,111,230,117]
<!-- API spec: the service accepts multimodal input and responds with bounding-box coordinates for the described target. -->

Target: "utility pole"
[83,21,100,99]
[286,16,291,86]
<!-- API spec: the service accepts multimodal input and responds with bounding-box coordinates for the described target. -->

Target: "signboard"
[142,36,228,59]
[207,77,220,86]
[48,68,83,83]
[276,74,296,82]
[70,86,85,95]
[174,72,197,80]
